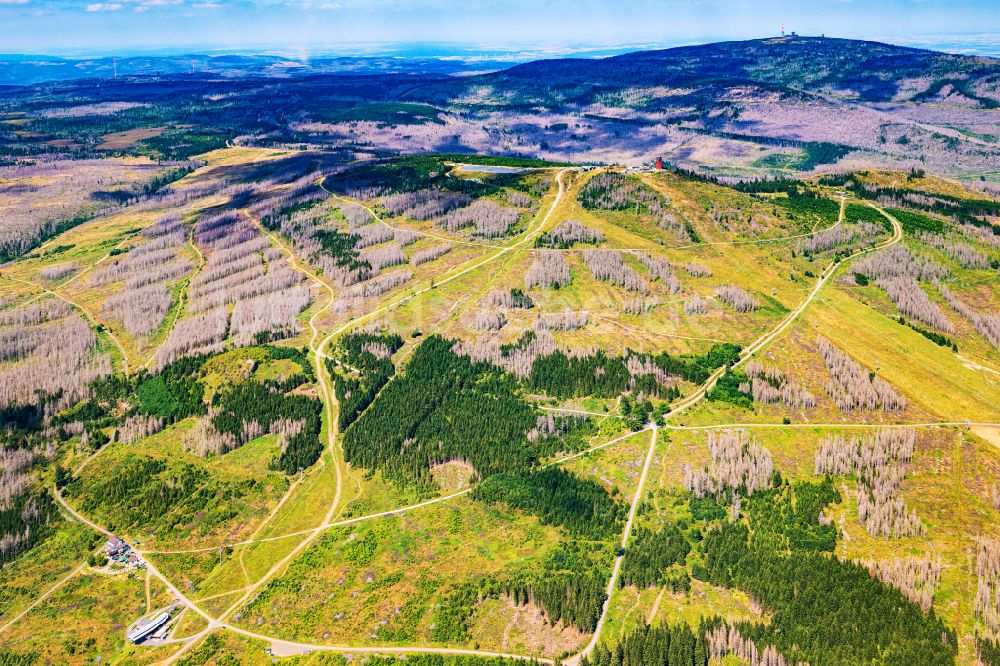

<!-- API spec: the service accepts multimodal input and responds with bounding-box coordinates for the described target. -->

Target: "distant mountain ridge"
[3,36,998,98]
[386,36,997,178]
[1,36,997,179]
[411,37,999,108]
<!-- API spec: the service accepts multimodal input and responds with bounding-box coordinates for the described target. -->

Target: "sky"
[1,0,998,56]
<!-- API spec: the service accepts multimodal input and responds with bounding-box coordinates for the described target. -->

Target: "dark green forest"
[696,479,955,665]
[210,380,323,474]
[619,524,691,590]
[330,331,404,430]
[342,335,538,485]
[472,467,625,539]
[581,623,707,666]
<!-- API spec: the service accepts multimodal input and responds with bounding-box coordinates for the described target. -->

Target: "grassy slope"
[67,421,289,551]
[0,520,99,627]
[229,496,566,656]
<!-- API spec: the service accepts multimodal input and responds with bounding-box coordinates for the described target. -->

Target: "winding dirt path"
[212,215,346,623]
[313,169,572,354]
[647,587,666,626]
[567,425,661,665]
[0,562,86,635]
[564,199,902,663]
[207,171,572,629]
[142,488,474,555]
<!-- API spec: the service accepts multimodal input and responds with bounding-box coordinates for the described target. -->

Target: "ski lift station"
[127,611,171,644]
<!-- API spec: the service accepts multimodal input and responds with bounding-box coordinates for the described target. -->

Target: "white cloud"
[86,0,180,10]
[0,0,30,5]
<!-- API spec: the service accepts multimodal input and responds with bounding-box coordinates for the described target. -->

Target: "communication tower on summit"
[781,22,785,37]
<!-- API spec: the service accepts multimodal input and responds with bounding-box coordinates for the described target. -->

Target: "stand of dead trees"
[917,232,990,269]
[745,360,815,409]
[472,310,507,331]
[154,308,230,368]
[0,299,111,412]
[851,244,948,282]
[865,554,942,612]
[454,330,558,379]
[705,624,788,666]
[684,430,774,499]
[583,249,649,294]
[716,285,759,313]
[878,276,954,332]
[535,311,589,331]
[484,289,534,309]
[938,281,1000,350]
[636,252,680,293]
[438,199,520,238]
[411,243,452,266]
[817,336,906,412]
[536,220,604,247]
[353,222,394,248]
[525,251,571,289]
[115,414,165,444]
[977,538,1000,638]
[359,243,407,272]
[814,429,922,538]
[381,189,470,220]
[686,261,712,277]
[797,221,883,255]
[685,294,709,315]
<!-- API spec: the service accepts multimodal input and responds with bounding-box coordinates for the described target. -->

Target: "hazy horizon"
[2,0,998,56]
[1,33,998,61]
